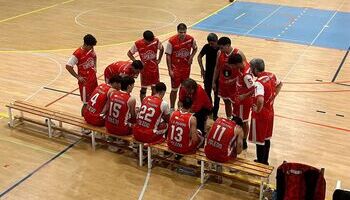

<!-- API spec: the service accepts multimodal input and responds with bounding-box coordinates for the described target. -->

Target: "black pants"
[256,140,271,165]
[194,108,211,136]
[204,75,220,120]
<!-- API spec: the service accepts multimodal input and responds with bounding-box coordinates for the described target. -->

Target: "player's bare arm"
[157,44,164,64]
[254,96,264,113]
[197,53,205,78]
[127,50,137,62]
[238,49,247,63]
[128,97,137,121]
[276,81,283,96]
[166,54,174,78]
[190,116,198,141]
[235,126,244,154]
[66,64,86,83]
[212,50,221,92]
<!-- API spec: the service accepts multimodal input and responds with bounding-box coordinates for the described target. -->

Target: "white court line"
[138,169,152,200]
[189,184,205,200]
[75,5,178,32]
[282,0,346,81]
[24,54,62,101]
[245,5,282,35]
[234,13,246,20]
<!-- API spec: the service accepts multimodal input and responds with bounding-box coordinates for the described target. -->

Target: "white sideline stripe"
[234,13,246,20]
[138,169,152,200]
[189,184,204,200]
[245,6,282,35]
[282,0,346,81]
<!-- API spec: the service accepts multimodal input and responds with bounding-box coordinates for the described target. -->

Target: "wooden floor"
[1,0,350,199]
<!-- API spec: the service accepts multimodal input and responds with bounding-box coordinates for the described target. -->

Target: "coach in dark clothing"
[197,33,220,120]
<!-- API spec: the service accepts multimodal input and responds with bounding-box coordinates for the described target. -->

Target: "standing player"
[83,75,121,126]
[167,97,203,155]
[66,34,98,112]
[165,23,197,111]
[212,37,247,119]
[204,116,244,163]
[197,33,220,120]
[104,60,143,84]
[178,78,212,135]
[228,53,254,150]
[133,82,170,144]
[249,58,282,165]
[105,77,137,136]
[127,30,164,102]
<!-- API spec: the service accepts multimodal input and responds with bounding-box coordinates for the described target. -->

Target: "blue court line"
[192,1,350,50]
[0,139,81,198]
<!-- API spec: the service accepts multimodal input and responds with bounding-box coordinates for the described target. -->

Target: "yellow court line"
[0,0,75,24]
[0,137,72,160]
[0,112,9,119]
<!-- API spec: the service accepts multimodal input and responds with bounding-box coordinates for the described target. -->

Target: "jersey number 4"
[90,93,100,106]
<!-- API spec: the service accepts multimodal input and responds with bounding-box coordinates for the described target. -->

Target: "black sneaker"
[174,154,183,161]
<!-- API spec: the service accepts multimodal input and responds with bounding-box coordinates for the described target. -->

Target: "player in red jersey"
[212,37,247,119]
[133,82,170,144]
[178,78,212,135]
[165,23,197,111]
[104,60,143,84]
[127,30,164,102]
[228,53,254,150]
[249,58,282,165]
[66,34,98,111]
[167,97,204,156]
[83,75,121,126]
[204,116,244,163]
[105,77,137,136]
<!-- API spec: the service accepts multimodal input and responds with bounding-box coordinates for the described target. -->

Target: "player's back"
[205,117,237,162]
[133,96,164,142]
[105,90,131,135]
[167,110,192,154]
[83,83,111,126]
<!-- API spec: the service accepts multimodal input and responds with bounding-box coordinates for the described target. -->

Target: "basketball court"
[0,0,350,199]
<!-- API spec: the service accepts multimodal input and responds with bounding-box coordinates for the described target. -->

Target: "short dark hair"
[228,53,243,64]
[177,23,187,31]
[143,30,154,42]
[231,116,243,127]
[155,82,167,93]
[109,75,122,84]
[182,78,197,91]
[83,34,97,46]
[182,97,193,109]
[217,37,231,46]
[120,76,135,91]
[250,58,265,72]
[131,60,143,70]
[207,33,218,42]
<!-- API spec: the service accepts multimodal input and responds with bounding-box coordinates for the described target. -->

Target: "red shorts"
[171,66,190,89]
[233,97,252,122]
[218,82,236,101]
[266,111,274,140]
[105,122,132,136]
[249,110,269,145]
[83,111,105,127]
[133,123,167,144]
[78,79,98,104]
[167,131,203,154]
[140,70,159,87]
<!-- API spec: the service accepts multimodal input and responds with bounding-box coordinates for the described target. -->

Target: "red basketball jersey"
[135,38,160,74]
[133,96,165,141]
[217,49,239,92]
[236,63,254,95]
[253,72,277,114]
[168,34,195,68]
[167,110,193,154]
[105,90,132,135]
[205,118,238,162]
[104,61,138,82]
[83,83,111,123]
[73,47,97,80]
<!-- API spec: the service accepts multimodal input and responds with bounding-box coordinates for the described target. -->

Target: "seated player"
[83,75,121,126]
[104,60,143,83]
[167,97,204,155]
[105,77,137,136]
[204,116,244,163]
[133,82,170,144]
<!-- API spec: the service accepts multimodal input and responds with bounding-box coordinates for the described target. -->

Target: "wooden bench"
[6,100,273,199]
[149,142,274,199]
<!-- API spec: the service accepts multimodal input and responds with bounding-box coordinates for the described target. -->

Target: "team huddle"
[65,23,282,165]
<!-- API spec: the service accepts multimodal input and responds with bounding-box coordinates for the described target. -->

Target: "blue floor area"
[192,1,350,50]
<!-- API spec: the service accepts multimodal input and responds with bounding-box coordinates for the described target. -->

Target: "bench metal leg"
[59,121,62,128]
[91,131,96,151]
[147,146,152,169]
[8,107,14,127]
[47,118,52,138]
[200,160,205,184]
[259,178,264,200]
[139,144,143,167]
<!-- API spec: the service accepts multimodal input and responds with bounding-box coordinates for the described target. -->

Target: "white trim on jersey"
[67,55,78,67]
